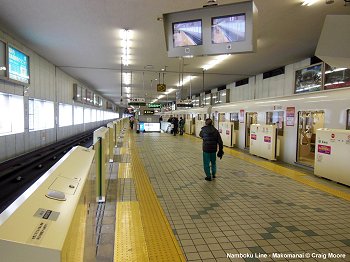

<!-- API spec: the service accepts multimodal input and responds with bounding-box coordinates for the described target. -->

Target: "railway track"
[0,129,96,213]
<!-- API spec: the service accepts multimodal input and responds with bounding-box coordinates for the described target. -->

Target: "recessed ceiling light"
[144,65,154,69]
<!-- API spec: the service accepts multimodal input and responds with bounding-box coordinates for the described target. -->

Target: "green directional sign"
[148,103,161,108]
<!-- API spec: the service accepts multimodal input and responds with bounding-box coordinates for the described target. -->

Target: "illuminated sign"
[148,103,161,108]
[129,97,146,106]
[144,110,155,115]
[8,46,30,84]
[176,99,193,108]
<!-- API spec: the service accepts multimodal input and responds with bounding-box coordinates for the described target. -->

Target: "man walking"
[199,118,224,181]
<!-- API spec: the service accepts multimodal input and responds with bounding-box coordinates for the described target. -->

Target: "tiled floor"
[131,132,350,261]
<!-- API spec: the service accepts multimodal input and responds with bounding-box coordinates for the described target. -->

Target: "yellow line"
[120,147,130,155]
[114,202,149,262]
[118,163,132,178]
[129,132,186,262]
[190,134,350,201]
[114,130,186,261]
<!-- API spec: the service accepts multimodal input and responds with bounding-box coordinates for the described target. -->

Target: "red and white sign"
[264,136,271,143]
[286,107,295,126]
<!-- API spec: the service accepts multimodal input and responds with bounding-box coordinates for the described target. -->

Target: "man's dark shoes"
[205,177,212,181]
[212,175,216,179]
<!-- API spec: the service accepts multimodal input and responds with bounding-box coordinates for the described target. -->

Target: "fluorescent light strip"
[202,54,231,71]
[302,0,318,6]
[176,76,196,87]
[122,29,131,66]
[165,88,176,94]
[325,68,347,74]
[123,72,131,85]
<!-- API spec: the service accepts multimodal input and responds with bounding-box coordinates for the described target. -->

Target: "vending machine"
[314,128,350,186]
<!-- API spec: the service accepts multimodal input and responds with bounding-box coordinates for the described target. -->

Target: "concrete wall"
[0,29,116,163]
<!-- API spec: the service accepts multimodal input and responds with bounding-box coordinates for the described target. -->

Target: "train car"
[175,87,350,168]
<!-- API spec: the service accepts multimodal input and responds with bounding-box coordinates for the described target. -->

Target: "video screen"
[211,14,246,44]
[8,46,30,84]
[173,20,202,47]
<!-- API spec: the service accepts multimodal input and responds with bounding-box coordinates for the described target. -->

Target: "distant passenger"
[159,116,163,122]
[199,118,224,181]
[129,116,135,130]
[179,117,185,135]
[172,117,179,136]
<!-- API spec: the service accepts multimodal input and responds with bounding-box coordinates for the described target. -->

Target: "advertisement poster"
[286,107,295,126]
[251,134,256,140]
[295,63,322,94]
[8,46,29,84]
[239,109,245,123]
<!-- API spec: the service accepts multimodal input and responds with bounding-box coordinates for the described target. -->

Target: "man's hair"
[205,118,212,126]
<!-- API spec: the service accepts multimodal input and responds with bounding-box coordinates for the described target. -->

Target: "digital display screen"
[8,46,30,84]
[295,63,322,93]
[173,20,202,47]
[139,122,161,132]
[212,14,246,44]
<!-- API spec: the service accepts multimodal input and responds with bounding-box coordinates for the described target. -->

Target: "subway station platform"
[98,129,350,262]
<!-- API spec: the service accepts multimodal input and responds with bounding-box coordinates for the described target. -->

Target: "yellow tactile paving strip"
[120,146,130,155]
[114,202,149,262]
[118,162,132,178]
[186,133,350,202]
[114,131,186,262]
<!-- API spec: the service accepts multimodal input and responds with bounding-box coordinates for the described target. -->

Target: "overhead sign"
[148,103,161,108]
[157,83,166,92]
[128,97,146,106]
[144,110,155,115]
[176,99,193,108]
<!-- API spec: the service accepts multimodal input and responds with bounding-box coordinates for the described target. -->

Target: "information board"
[8,46,30,84]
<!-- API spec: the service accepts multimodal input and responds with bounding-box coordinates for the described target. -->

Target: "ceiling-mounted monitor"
[163,0,257,57]
[211,13,246,44]
[173,19,202,47]
[8,45,30,84]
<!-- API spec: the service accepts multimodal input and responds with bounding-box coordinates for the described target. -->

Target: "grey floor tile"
[132,133,350,262]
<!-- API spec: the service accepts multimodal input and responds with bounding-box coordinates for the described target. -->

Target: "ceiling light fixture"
[202,54,231,71]
[176,76,197,87]
[123,72,131,85]
[122,29,131,66]
[165,88,176,94]
[302,0,319,6]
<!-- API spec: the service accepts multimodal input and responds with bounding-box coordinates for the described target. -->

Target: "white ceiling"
[0,0,349,107]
